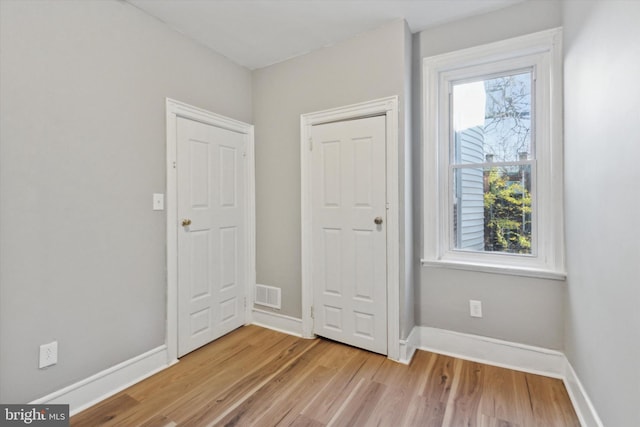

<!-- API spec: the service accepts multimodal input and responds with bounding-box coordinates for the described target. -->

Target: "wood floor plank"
[478,365,531,426]
[126,325,279,402]
[167,337,307,418]
[137,414,178,427]
[212,342,332,426]
[103,332,301,427]
[401,394,447,427]
[70,393,139,426]
[173,337,319,426]
[525,372,580,427]
[479,413,521,427]
[71,326,580,427]
[272,341,363,426]
[421,353,457,404]
[397,352,452,426]
[328,380,386,427]
[441,358,484,427]
[288,414,324,427]
[363,383,411,427]
[299,350,385,424]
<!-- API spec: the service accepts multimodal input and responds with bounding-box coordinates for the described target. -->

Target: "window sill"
[420,258,567,281]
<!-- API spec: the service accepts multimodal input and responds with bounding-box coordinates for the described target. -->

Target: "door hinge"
[309,137,313,151]
[172,161,176,169]
[244,296,247,309]
[311,306,314,319]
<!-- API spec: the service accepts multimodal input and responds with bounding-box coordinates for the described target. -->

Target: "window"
[422,29,565,279]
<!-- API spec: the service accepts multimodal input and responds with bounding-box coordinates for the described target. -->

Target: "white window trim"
[422,28,566,280]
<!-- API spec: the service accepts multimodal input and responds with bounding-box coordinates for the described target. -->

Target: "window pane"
[453,71,532,164]
[453,165,532,254]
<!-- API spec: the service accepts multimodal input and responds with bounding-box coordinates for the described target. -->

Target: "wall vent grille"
[255,284,281,309]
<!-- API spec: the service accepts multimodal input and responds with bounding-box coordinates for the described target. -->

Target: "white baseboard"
[398,326,419,364]
[562,360,604,427]
[407,326,602,427]
[417,326,566,377]
[251,308,303,337]
[30,345,173,416]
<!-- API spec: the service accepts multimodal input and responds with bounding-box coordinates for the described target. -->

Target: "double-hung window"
[422,29,565,279]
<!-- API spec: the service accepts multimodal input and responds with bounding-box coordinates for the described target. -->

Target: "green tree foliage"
[484,167,532,254]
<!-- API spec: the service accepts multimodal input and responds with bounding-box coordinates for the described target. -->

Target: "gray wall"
[563,1,640,425]
[252,19,414,336]
[414,0,566,349]
[0,0,251,403]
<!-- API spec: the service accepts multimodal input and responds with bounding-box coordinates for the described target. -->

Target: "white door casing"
[301,96,400,361]
[311,116,388,354]
[166,99,255,362]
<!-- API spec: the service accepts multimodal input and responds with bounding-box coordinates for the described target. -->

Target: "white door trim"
[166,98,255,364]
[300,96,400,361]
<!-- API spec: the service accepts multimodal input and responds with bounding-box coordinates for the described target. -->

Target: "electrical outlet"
[469,300,483,318]
[39,341,58,368]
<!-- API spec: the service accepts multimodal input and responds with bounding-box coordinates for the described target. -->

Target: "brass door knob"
[374,216,383,225]
[181,219,192,227]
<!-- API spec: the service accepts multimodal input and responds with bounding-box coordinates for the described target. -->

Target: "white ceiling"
[126,0,524,70]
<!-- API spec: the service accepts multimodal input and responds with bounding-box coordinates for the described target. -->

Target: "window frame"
[422,28,565,280]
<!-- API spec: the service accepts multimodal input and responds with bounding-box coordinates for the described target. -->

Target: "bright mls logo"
[0,405,68,426]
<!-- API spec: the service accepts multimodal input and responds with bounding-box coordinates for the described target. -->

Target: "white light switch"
[469,300,483,318]
[153,193,164,211]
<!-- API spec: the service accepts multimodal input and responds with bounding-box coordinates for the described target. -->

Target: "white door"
[177,117,246,357]
[311,115,387,354]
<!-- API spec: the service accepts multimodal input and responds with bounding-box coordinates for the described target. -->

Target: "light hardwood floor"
[71,325,580,427]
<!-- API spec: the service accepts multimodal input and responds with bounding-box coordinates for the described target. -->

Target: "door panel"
[311,115,387,354]
[177,117,246,357]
